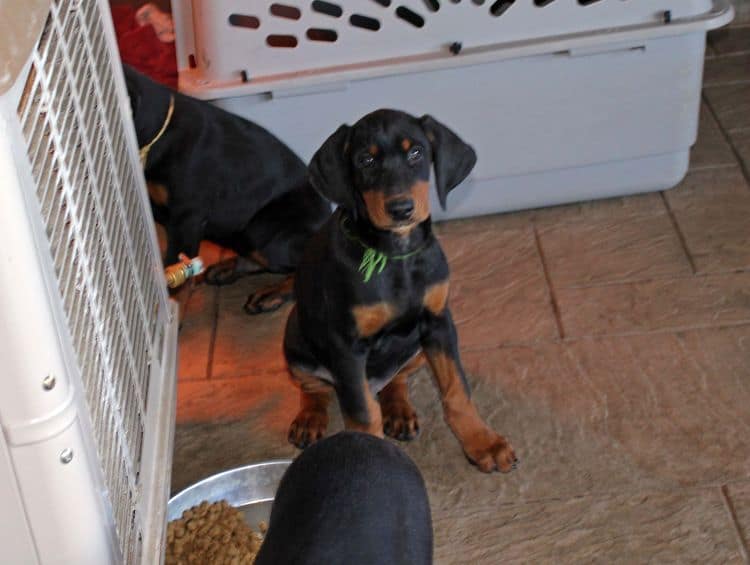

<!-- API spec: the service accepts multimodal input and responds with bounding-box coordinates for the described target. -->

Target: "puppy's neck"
[345,210,432,257]
[133,82,174,149]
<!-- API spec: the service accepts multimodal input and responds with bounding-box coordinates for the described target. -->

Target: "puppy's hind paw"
[244,277,294,315]
[244,291,288,315]
[204,258,241,286]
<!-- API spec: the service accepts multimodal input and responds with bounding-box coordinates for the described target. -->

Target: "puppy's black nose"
[386,198,414,221]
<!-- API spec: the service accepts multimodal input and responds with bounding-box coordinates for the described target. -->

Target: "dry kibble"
[164,500,265,564]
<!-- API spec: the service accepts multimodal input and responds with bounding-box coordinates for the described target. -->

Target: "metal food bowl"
[167,460,291,526]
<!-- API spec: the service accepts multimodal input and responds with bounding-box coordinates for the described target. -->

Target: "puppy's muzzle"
[386,198,415,222]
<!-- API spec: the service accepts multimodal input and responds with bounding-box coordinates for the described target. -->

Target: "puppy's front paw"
[464,431,518,474]
[381,400,420,441]
[288,409,328,449]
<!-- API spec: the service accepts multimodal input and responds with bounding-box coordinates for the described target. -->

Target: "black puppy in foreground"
[255,432,432,565]
[284,109,518,473]
[123,65,330,313]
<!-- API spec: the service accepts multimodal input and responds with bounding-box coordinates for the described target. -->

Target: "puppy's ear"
[308,124,353,210]
[122,64,141,117]
[420,115,477,210]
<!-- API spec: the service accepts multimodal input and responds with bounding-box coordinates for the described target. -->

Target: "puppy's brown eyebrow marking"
[368,144,379,156]
[401,138,412,151]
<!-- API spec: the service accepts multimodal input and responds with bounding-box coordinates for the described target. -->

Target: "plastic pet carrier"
[173,0,733,219]
[0,0,178,562]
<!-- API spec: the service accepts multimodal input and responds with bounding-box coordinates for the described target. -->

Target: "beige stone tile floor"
[169,29,750,563]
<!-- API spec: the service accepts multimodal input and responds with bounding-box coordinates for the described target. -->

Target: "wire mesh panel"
[14,0,170,561]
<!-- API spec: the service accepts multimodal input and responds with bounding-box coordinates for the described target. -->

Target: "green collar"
[340,216,428,283]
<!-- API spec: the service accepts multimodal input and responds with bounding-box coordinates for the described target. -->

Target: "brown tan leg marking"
[424,280,449,315]
[342,378,383,437]
[288,368,333,448]
[426,351,516,473]
[379,353,425,440]
[249,250,270,269]
[244,274,295,315]
[147,181,169,207]
[205,252,267,286]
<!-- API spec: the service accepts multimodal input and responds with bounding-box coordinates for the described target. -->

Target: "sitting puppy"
[255,432,432,565]
[283,109,517,473]
[123,65,330,313]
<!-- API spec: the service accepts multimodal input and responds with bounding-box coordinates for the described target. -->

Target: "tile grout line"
[702,92,750,189]
[176,368,296,385]
[561,267,750,291]
[459,319,750,354]
[426,482,750,514]
[659,191,698,275]
[532,226,565,340]
[205,284,220,379]
[720,485,750,562]
[704,79,750,88]
[690,163,742,172]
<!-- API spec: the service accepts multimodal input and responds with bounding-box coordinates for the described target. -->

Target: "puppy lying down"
[123,64,331,313]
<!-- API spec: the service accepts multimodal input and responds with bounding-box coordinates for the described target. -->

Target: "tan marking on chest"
[352,302,396,338]
[424,280,450,314]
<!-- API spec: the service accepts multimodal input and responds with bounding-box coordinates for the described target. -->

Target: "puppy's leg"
[289,353,382,447]
[339,376,383,438]
[379,353,425,441]
[244,274,295,315]
[421,309,517,473]
[205,254,267,286]
[243,230,304,314]
[288,368,333,449]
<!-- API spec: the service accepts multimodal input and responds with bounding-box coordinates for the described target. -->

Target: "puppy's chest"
[350,274,449,339]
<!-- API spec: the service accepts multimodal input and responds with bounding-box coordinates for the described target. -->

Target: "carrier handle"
[561,41,647,58]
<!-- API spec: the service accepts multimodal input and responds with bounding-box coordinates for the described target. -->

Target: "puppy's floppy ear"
[308,124,354,210]
[420,115,477,210]
[122,64,141,117]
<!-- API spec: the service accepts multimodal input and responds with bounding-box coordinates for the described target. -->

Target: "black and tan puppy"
[256,432,432,565]
[283,109,517,473]
[123,65,330,312]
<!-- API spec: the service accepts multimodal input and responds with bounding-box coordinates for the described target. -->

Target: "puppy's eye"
[356,152,376,168]
[407,145,424,164]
